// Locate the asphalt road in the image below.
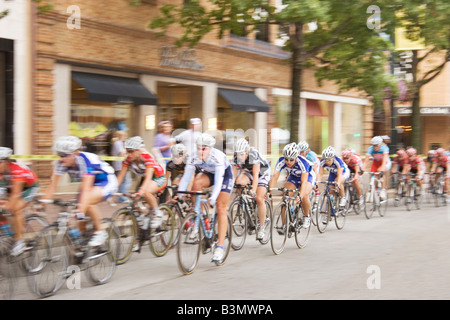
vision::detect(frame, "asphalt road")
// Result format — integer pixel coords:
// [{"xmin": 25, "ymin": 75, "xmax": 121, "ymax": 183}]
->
[{"xmin": 11, "ymin": 194, "xmax": 450, "ymax": 301}]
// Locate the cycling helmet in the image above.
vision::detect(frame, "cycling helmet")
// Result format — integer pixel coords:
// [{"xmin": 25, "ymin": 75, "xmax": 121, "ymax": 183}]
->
[
  {"xmin": 396, "ymin": 149, "xmax": 406, "ymax": 157},
  {"xmin": 0, "ymin": 147, "xmax": 12, "ymax": 160},
  {"xmin": 234, "ymin": 138, "xmax": 250, "ymax": 153},
  {"xmin": 171, "ymin": 143, "xmax": 187, "ymax": 157},
  {"xmin": 406, "ymin": 147, "xmax": 417, "ymax": 156},
  {"xmin": 125, "ymin": 136, "xmax": 144, "ymax": 150},
  {"xmin": 297, "ymin": 141, "xmax": 309, "ymax": 152},
  {"xmin": 341, "ymin": 148, "xmax": 353, "ymax": 159},
  {"xmin": 196, "ymin": 133, "xmax": 216, "ymax": 147},
  {"xmin": 371, "ymin": 136, "xmax": 383, "ymax": 146},
  {"xmin": 322, "ymin": 146, "xmax": 336, "ymax": 159},
  {"xmin": 282, "ymin": 143, "xmax": 300, "ymax": 160},
  {"xmin": 54, "ymin": 136, "xmax": 82, "ymax": 154},
  {"xmin": 436, "ymin": 148, "xmax": 445, "ymax": 156}
]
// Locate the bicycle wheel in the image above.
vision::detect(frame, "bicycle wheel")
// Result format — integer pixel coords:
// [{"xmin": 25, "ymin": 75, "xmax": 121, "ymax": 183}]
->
[
  {"xmin": 344, "ymin": 186, "xmax": 352, "ymax": 214},
  {"xmin": 170, "ymin": 204, "xmax": 183, "ymax": 247},
  {"xmin": 295, "ymin": 209, "xmax": 311, "ymax": 249},
  {"xmin": 229, "ymin": 199, "xmax": 247, "ymax": 251},
  {"xmin": 28, "ymin": 225, "xmax": 70, "ymax": 298},
  {"xmin": 86, "ymin": 219, "xmax": 119, "ymax": 285},
  {"xmin": 310, "ymin": 192, "xmax": 318, "ymax": 226},
  {"xmin": 365, "ymin": 188, "xmax": 375, "ymax": 219},
  {"xmin": 212, "ymin": 212, "xmax": 232, "ymax": 266},
  {"xmin": 111, "ymin": 208, "xmax": 137, "ymax": 265},
  {"xmin": 270, "ymin": 202, "xmax": 287, "ymax": 255},
  {"xmin": 316, "ymin": 194, "xmax": 329, "ymax": 233},
  {"xmin": 177, "ymin": 212, "xmax": 201, "ymax": 275},
  {"xmin": 334, "ymin": 206, "xmax": 346, "ymax": 230},
  {"xmin": 0, "ymin": 237, "xmax": 16, "ymax": 300},
  {"xmin": 22, "ymin": 214, "xmax": 48, "ymax": 272},
  {"xmin": 149, "ymin": 204, "xmax": 175, "ymax": 257},
  {"xmin": 258, "ymin": 200, "xmax": 272, "ymax": 245}
]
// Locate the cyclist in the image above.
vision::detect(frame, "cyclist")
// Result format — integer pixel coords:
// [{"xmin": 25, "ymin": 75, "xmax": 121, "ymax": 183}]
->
[
  {"xmin": 363, "ymin": 136, "xmax": 390, "ymax": 200},
  {"xmin": 426, "ymin": 149, "xmax": 436, "ymax": 172},
  {"xmin": 404, "ymin": 147, "xmax": 426, "ymax": 197},
  {"xmin": 0, "ymin": 147, "xmax": 40, "ymax": 256},
  {"xmin": 177, "ymin": 133, "xmax": 234, "ymax": 263},
  {"xmin": 116, "ymin": 136, "xmax": 166, "ymax": 230},
  {"xmin": 391, "ymin": 148, "xmax": 409, "ymax": 201},
  {"xmin": 43, "ymin": 136, "xmax": 118, "ymax": 247},
  {"xmin": 341, "ymin": 148, "xmax": 364, "ymax": 205},
  {"xmin": 430, "ymin": 148, "xmax": 450, "ymax": 196},
  {"xmin": 269, "ymin": 143, "xmax": 315, "ymax": 228},
  {"xmin": 231, "ymin": 138, "xmax": 271, "ymax": 240},
  {"xmin": 298, "ymin": 141, "xmax": 320, "ymax": 176},
  {"xmin": 317, "ymin": 146, "xmax": 350, "ymax": 208}
]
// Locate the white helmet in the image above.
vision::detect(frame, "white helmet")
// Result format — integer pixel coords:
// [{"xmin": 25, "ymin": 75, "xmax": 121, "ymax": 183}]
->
[
  {"xmin": 54, "ymin": 136, "xmax": 82, "ymax": 154},
  {"xmin": 371, "ymin": 136, "xmax": 383, "ymax": 145},
  {"xmin": 283, "ymin": 143, "xmax": 300, "ymax": 160},
  {"xmin": 0, "ymin": 147, "xmax": 13, "ymax": 160},
  {"xmin": 196, "ymin": 133, "xmax": 216, "ymax": 147},
  {"xmin": 234, "ymin": 138, "xmax": 250, "ymax": 153},
  {"xmin": 171, "ymin": 143, "xmax": 187, "ymax": 157},
  {"xmin": 322, "ymin": 146, "xmax": 336, "ymax": 159},
  {"xmin": 125, "ymin": 136, "xmax": 144, "ymax": 150},
  {"xmin": 297, "ymin": 141, "xmax": 309, "ymax": 152}
]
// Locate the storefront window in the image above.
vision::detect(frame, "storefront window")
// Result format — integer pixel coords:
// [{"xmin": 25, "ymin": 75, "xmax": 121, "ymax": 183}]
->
[
  {"xmin": 70, "ymin": 103, "xmax": 132, "ymax": 155},
  {"xmin": 341, "ymin": 103, "xmax": 363, "ymax": 153},
  {"xmin": 272, "ymin": 95, "xmax": 291, "ymax": 151}
]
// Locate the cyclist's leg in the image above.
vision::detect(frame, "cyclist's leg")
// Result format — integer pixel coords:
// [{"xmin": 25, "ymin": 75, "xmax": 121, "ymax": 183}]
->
[{"xmin": 215, "ymin": 167, "xmax": 234, "ymax": 248}]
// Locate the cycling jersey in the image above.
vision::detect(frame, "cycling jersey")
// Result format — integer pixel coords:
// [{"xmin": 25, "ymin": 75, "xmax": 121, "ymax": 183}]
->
[
  {"xmin": 0, "ymin": 162, "xmax": 38, "ymax": 188},
  {"xmin": 393, "ymin": 155, "xmax": 408, "ymax": 171},
  {"xmin": 166, "ymin": 160, "xmax": 186, "ymax": 182},
  {"xmin": 275, "ymin": 155, "xmax": 316, "ymax": 188},
  {"xmin": 122, "ymin": 151, "xmax": 164, "ymax": 178},
  {"xmin": 178, "ymin": 148, "xmax": 234, "ymax": 204},
  {"xmin": 366, "ymin": 144, "xmax": 390, "ymax": 171},
  {"xmin": 232, "ymin": 148, "xmax": 271, "ymax": 176},
  {"xmin": 320, "ymin": 156, "xmax": 350, "ymax": 181},
  {"xmin": 407, "ymin": 156, "xmax": 425, "ymax": 170},
  {"xmin": 306, "ymin": 150, "xmax": 320, "ymax": 174},
  {"xmin": 433, "ymin": 154, "xmax": 450, "ymax": 168},
  {"xmin": 344, "ymin": 154, "xmax": 363, "ymax": 173},
  {"xmin": 54, "ymin": 152, "xmax": 115, "ymax": 186}
]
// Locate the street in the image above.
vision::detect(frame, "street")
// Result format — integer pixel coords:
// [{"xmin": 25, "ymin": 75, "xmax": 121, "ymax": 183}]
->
[{"xmin": 11, "ymin": 195, "xmax": 450, "ymax": 301}]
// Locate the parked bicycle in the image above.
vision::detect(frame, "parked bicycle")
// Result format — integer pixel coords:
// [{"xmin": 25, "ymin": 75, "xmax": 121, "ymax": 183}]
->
[
  {"xmin": 229, "ymin": 184, "xmax": 272, "ymax": 250},
  {"xmin": 111, "ymin": 192, "xmax": 175, "ymax": 265},
  {"xmin": 269, "ymin": 188, "xmax": 311, "ymax": 255},
  {"xmin": 364, "ymin": 172, "xmax": 388, "ymax": 219},
  {"xmin": 176, "ymin": 190, "xmax": 232, "ymax": 275},
  {"xmin": 316, "ymin": 181, "xmax": 346, "ymax": 233},
  {"xmin": 27, "ymin": 199, "xmax": 120, "ymax": 298}
]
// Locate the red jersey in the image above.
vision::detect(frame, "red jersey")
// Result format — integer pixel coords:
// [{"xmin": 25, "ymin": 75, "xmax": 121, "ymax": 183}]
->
[
  {"xmin": 0, "ymin": 162, "xmax": 38, "ymax": 188},
  {"xmin": 393, "ymin": 156, "xmax": 408, "ymax": 167},
  {"xmin": 407, "ymin": 155, "xmax": 425, "ymax": 170},
  {"xmin": 433, "ymin": 154, "xmax": 449, "ymax": 168},
  {"xmin": 122, "ymin": 151, "xmax": 164, "ymax": 177},
  {"xmin": 344, "ymin": 154, "xmax": 363, "ymax": 170}
]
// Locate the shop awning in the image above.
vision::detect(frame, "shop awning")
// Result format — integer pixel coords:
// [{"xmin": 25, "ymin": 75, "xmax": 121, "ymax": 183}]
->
[
  {"xmin": 306, "ymin": 99, "xmax": 324, "ymax": 116},
  {"xmin": 218, "ymin": 88, "xmax": 270, "ymax": 112},
  {"xmin": 72, "ymin": 72, "xmax": 158, "ymax": 105}
]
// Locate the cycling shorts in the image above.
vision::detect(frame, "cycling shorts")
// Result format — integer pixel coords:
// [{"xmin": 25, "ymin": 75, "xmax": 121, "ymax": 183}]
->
[{"xmin": 203, "ymin": 166, "xmax": 234, "ymax": 194}]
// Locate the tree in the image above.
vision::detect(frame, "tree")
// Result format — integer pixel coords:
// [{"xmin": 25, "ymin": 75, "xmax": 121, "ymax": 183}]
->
[
  {"xmin": 392, "ymin": 1, "xmax": 450, "ymax": 153},
  {"xmin": 149, "ymin": 0, "xmax": 397, "ymax": 143}
]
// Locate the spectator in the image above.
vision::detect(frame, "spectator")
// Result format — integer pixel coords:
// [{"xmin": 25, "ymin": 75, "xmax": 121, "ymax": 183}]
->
[
  {"xmin": 172, "ymin": 118, "xmax": 202, "ymax": 156},
  {"xmin": 154, "ymin": 120, "xmax": 175, "ymax": 163}
]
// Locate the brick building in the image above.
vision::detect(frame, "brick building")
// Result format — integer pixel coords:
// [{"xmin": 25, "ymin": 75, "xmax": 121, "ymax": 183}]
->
[{"xmin": 2, "ymin": 0, "xmax": 374, "ymax": 186}]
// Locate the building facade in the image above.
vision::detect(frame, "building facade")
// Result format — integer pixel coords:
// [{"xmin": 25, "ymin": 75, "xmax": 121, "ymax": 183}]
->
[{"xmin": 2, "ymin": 0, "xmax": 374, "ymax": 186}]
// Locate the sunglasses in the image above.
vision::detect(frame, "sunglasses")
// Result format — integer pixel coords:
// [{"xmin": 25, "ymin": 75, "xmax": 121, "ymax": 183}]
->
[
  {"xmin": 285, "ymin": 158, "xmax": 296, "ymax": 162},
  {"xmin": 57, "ymin": 152, "xmax": 71, "ymax": 158},
  {"xmin": 197, "ymin": 146, "xmax": 210, "ymax": 151}
]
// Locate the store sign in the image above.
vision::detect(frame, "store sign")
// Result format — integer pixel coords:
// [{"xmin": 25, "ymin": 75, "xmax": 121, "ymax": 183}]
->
[
  {"xmin": 159, "ymin": 46, "xmax": 204, "ymax": 71},
  {"xmin": 395, "ymin": 106, "xmax": 450, "ymax": 116}
]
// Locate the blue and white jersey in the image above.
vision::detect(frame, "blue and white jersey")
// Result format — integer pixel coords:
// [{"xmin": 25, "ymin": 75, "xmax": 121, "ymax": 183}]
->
[
  {"xmin": 178, "ymin": 148, "xmax": 232, "ymax": 202},
  {"xmin": 232, "ymin": 148, "xmax": 271, "ymax": 177},
  {"xmin": 320, "ymin": 156, "xmax": 349, "ymax": 176},
  {"xmin": 306, "ymin": 150, "xmax": 320, "ymax": 172},
  {"xmin": 275, "ymin": 155, "xmax": 313, "ymax": 178},
  {"xmin": 54, "ymin": 152, "xmax": 114, "ymax": 185}
]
